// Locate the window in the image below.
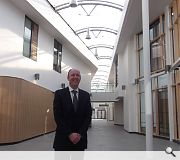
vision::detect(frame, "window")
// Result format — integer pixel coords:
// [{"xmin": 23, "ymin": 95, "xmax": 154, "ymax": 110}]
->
[
  {"xmin": 137, "ymin": 33, "xmax": 144, "ymax": 78},
  {"xmin": 152, "ymin": 75, "xmax": 169, "ymax": 137},
  {"xmin": 150, "ymin": 17, "xmax": 165, "ymax": 73},
  {"xmin": 138, "ymin": 74, "xmax": 169, "ymax": 136},
  {"xmin": 150, "ymin": 39, "xmax": 163, "ymax": 72},
  {"xmin": 23, "ymin": 16, "xmax": 39, "ymax": 61},
  {"xmin": 53, "ymin": 39, "xmax": 62, "ymax": 73},
  {"xmin": 150, "ymin": 20, "xmax": 160, "ymax": 41},
  {"xmin": 138, "ymin": 80, "xmax": 145, "ymax": 133},
  {"xmin": 136, "ymin": 16, "xmax": 167, "ymax": 136},
  {"xmin": 137, "ymin": 16, "xmax": 166, "ymax": 77}
]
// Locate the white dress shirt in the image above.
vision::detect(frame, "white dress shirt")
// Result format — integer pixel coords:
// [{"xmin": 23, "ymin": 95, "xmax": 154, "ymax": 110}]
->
[{"xmin": 68, "ymin": 86, "xmax": 79, "ymax": 102}]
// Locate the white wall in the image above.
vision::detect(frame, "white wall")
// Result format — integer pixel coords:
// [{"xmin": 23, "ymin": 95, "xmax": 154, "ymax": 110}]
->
[
  {"xmin": 0, "ymin": 0, "xmax": 92, "ymax": 92},
  {"xmin": 117, "ymin": 44, "xmax": 129, "ymax": 129},
  {"xmin": 125, "ymin": 37, "xmax": 138, "ymax": 132},
  {"xmin": 114, "ymin": 44, "xmax": 128, "ymax": 99},
  {"xmin": 115, "ymin": 36, "xmax": 138, "ymax": 132}
]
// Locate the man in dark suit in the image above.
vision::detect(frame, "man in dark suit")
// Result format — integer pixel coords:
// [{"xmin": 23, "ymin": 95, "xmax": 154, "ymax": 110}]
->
[{"xmin": 53, "ymin": 68, "xmax": 92, "ymax": 151}]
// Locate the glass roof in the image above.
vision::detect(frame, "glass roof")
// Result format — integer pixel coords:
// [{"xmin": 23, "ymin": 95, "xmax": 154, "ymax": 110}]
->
[{"xmin": 48, "ymin": 0, "xmax": 126, "ymax": 91}]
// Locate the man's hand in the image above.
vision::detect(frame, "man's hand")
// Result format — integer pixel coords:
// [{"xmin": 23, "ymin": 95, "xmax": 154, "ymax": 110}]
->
[{"xmin": 69, "ymin": 133, "xmax": 81, "ymax": 144}]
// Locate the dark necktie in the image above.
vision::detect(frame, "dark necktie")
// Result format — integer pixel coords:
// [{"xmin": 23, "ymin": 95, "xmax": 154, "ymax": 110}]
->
[{"xmin": 72, "ymin": 90, "xmax": 78, "ymax": 112}]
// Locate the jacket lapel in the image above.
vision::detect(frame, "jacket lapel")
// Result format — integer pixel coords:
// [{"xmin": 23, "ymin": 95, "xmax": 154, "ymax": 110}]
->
[{"xmin": 77, "ymin": 89, "xmax": 83, "ymax": 110}]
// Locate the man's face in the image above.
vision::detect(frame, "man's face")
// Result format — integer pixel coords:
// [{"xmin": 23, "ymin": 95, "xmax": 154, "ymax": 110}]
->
[{"xmin": 68, "ymin": 69, "xmax": 81, "ymax": 89}]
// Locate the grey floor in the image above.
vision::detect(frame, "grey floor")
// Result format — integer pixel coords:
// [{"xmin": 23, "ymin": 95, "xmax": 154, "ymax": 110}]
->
[{"xmin": 0, "ymin": 119, "xmax": 179, "ymax": 151}]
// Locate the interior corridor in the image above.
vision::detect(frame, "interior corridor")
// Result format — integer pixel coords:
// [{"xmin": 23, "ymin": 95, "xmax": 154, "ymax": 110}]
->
[{"xmin": 0, "ymin": 120, "xmax": 179, "ymax": 151}]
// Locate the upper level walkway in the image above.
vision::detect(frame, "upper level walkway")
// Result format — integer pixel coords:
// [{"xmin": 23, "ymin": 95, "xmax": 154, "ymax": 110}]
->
[{"xmin": 0, "ymin": 120, "xmax": 179, "ymax": 151}]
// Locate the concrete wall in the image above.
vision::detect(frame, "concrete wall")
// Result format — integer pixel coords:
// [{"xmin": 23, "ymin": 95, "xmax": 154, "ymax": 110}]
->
[
  {"xmin": 114, "ymin": 100, "xmax": 124, "ymax": 125},
  {"xmin": 91, "ymin": 92, "xmax": 116, "ymax": 102},
  {"xmin": 107, "ymin": 103, "xmax": 114, "ymax": 121}
]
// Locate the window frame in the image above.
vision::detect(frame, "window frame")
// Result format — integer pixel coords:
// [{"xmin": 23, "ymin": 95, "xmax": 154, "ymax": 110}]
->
[
  {"xmin": 23, "ymin": 16, "xmax": 39, "ymax": 61},
  {"xmin": 53, "ymin": 39, "xmax": 62, "ymax": 73}
]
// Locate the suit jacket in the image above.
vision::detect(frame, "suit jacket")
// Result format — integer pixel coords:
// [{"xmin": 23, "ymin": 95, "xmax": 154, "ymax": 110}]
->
[{"xmin": 53, "ymin": 87, "xmax": 92, "ymax": 149}]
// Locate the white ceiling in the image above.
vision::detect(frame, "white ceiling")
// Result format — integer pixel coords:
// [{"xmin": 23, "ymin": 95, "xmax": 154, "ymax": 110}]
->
[
  {"xmin": 47, "ymin": 0, "xmax": 126, "ymax": 90},
  {"xmin": 10, "ymin": 0, "xmax": 172, "ymax": 90}
]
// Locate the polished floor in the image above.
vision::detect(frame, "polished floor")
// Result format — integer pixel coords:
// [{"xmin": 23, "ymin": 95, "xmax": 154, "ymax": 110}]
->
[{"xmin": 0, "ymin": 119, "xmax": 180, "ymax": 151}]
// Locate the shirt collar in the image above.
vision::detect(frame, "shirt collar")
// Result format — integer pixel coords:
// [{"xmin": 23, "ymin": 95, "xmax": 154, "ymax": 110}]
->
[{"xmin": 68, "ymin": 86, "xmax": 79, "ymax": 93}]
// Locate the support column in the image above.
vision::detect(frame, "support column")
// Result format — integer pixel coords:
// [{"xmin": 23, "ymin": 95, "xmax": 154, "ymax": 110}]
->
[
  {"xmin": 142, "ymin": 0, "xmax": 153, "ymax": 150},
  {"xmin": 165, "ymin": 6, "xmax": 174, "ymax": 141}
]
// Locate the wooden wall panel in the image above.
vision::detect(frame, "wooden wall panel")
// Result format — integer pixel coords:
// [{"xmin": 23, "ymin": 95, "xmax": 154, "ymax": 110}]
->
[{"xmin": 0, "ymin": 76, "xmax": 56, "ymax": 144}]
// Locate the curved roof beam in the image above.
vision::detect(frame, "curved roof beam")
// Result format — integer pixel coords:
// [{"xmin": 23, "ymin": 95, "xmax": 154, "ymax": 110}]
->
[
  {"xmin": 91, "ymin": 77, "xmax": 107, "ymax": 81},
  {"xmin": 96, "ymin": 70, "xmax": 109, "ymax": 73},
  {"xmin": 91, "ymin": 82, "xmax": 107, "ymax": 85},
  {"xmin": 91, "ymin": 81, "xmax": 109, "ymax": 84},
  {"xmin": 98, "ymin": 56, "xmax": 112, "ymax": 60},
  {"xmin": 55, "ymin": 0, "xmax": 123, "ymax": 11},
  {"xmin": 98, "ymin": 64, "xmax": 110, "ymax": 67},
  {"xmin": 76, "ymin": 27, "xmax": 118, "ymax": 35},
  {"xmin": 89, "ymin": 44, "xmax": 114, "ymax": 49},
  {"xmin": 93, "ymin": 75, "xmax": 108, "ymax": 77}
]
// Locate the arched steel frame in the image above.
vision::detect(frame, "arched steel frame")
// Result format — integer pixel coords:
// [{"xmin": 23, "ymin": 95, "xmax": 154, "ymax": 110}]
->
[
  {"xmin": 76, "ymin": 27, "xmax": 117, "ymax": 35},
  {"xmin": 89, "ymin": 44, "xmax": 114, "ymax": 50},
  {"xmin": 55, "ymin": 0, "xmax": 123, "ymax": 11}
]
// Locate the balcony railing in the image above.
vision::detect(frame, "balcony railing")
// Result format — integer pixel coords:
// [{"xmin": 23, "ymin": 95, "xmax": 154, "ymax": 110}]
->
[{"xmin": 91, "ymin": 83, "xmax": 116, "ymax": 92}]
